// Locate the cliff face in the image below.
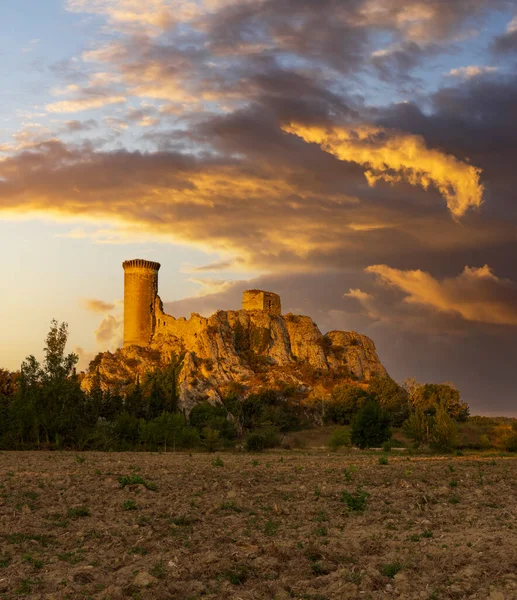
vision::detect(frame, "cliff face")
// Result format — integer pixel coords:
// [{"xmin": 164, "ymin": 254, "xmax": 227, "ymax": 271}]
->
[{"xmin": 83, "ymin": 309, "xmax": 387, "ymax": 413}]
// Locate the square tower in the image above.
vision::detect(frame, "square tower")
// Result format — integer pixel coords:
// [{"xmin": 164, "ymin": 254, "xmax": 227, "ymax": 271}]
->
[{"xmin": 242, "ymin": 290, "xmax": 282, "ymax": 315}]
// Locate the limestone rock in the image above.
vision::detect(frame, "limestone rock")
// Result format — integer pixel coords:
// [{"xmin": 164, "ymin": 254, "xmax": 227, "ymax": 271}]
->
[{"xmin": 82, "ymin": 307, "xmax": 388, "ymax": 414}]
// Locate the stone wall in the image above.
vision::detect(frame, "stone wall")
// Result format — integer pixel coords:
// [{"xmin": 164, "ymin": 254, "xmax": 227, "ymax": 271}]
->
[{"xmin": 242, "ymin": 289, "xmax": 282, "ymax": 315}]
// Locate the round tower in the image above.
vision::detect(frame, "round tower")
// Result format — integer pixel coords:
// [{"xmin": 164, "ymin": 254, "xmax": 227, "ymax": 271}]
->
[{"xmin": 122, "ymin": 259, "xmax": 161, "ymax": 347}]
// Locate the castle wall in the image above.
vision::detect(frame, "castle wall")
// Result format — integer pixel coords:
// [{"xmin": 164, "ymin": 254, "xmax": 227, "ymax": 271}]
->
[
  {"xmin": 242, "ymin": 290, "xmax": 282, "ymax": 315},
  {"xmin": 123, "ymin": 259, "xmax": 161, "ymax": 347}
]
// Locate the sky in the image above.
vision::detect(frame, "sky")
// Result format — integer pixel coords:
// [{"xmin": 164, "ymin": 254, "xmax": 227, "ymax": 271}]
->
[{"xmin": 1, "ymin": 0, "xmax": 517, "ymax": 415}]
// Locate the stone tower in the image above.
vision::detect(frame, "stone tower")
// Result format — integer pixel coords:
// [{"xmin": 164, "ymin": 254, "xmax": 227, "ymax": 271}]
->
[
  {"xmin": 242, "ymin": 290, "xmax": 282, "ymax": 315},
  {"xmin": 123, "ymin": 259, "xmax": 161, "ymax": 347}
]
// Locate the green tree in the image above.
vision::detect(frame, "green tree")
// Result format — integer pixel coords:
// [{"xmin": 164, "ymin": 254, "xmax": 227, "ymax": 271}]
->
[
  {"xmin": 430, "ymin": 403, "xmax": 458, "ymax": 452},
  {"xmin": 351, "ymin": 400, "xmax": 391, "ymax": 449},
  {"xmin": 326, "ymin": 384, "xmax": 371, "ymax": 425},
  {"xmin": 405, "ymin": 379, "xmax": 469, "ymax": 421},
  {"xmin": 152, "ymin": 412, "xmax": 186, "ymax": 452},
  {"xmin": 9, "ymin": 320, "xmax": 86, "ymax": 447},
  {"xmin": 403, "ymin": 408, "xmax": 429, "ymax": 446},
  {"xmin": 369, "ymin": 376, "xmax": 409, "ymax": 427}
]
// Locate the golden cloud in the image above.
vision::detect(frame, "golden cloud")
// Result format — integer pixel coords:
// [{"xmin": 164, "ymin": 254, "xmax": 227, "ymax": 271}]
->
[
  {"xmin": 366, "ymin": 264, "xmax": 517, "ymax": 325},
  {"xmin": 46, "ymin": 96, "xmax": 126, "ymax": 114},
  {"xmin": 283, "ymin": 123, "xmax": 484, "ymax": 218},
  {"xmin": 81, "ymin": 298, "xmax": 117, "ymax": 313}
]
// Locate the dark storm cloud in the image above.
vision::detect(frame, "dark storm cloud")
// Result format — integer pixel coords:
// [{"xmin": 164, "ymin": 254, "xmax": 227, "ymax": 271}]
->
[{"xmin": 5, "ymin": 0, "xmax": 517, "ymax": 412}]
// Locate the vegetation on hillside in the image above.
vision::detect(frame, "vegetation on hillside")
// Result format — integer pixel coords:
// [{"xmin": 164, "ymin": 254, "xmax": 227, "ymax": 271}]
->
[{"xmin": 0, "ymin": 320, "xmax": 513, "ymax": 453}]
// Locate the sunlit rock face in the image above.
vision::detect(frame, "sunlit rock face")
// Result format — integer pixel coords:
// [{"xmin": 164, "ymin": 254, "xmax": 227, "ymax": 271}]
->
[
  {"xmin": 83, "ymin": 307, "xmax": 387, "ymax": 414},
  {"xmin": 81, "ymin": 260, "xmax": 388, "ymax": 413}
]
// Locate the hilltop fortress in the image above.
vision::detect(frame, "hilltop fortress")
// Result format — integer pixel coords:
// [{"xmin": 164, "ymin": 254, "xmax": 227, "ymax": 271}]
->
[
  {"xmin": 122, "ymin": 259, "xmax": 282, "ymax": 348},
  {"xmin": 84, "ymin": 259, "xmax": 387, "ymax": 411}
]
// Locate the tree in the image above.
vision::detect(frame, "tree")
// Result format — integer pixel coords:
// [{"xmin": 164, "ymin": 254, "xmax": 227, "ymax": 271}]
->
[
  {"xmin": 152, "ymin": 412, "xmax": 185, "ymax": 452},
  {"xmin": 351, "ymin": 400, "xmax": 391, "ymax": 449},
  {"xmin": 9, "ymin": 320, "xmax": 86, "ymax": 447},
  {"xmin": 430, "ymin": 403, "xmax": 458, "ymax": 452},
  {"xmin": 369, "ymin": 376, "xmax": 409, "ymax": 427},
  {"xmin": 404, "ymin": 379, "xmax": 469, "ymax": 421},
  {"xmin": 326, "ymin": 384, "xmax": 372, "ymax": 425},
  {"xmin": 403, "ymin": 408, "xmax": 429, "ymax": 446}
]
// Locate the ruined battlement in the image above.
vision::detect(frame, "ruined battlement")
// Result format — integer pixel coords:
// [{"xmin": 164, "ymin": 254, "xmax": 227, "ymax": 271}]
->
[
  {"xmin": 242, "ymin": 289, "xmax": 282, "ymax": 315},
  {"xmin": 123, "ymin": 260, "xmax": 284, "ymax": 348}
]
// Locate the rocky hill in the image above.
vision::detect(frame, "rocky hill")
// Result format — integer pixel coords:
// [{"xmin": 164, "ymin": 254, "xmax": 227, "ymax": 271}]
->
[{"xmin": 82, "ymin": 309, "xmax": 387, "ymax": 413}]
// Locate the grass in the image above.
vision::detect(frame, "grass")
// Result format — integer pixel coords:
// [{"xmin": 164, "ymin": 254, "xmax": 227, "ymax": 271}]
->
[
  {"xmin": 341, "ymin": 488, "xmax": 370, "ymax": 512},
  {"xmin": 123, "ymin": 499, "xmax": 138, "ymax": 511},
  {"xmin": 380, "ymin": 561, "xmax": 403, "ymax": 578},
  {"xmin": 67, "ymin": 506, "xmax": 90, "ymax": 518},
  {"xmin": 118, "ymin": 474, "xmax": 157, "ymax": 491}
]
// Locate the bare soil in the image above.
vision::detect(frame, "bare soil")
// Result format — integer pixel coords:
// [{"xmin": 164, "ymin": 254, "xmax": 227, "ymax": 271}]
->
[{"xmin": 0, "ymin": 451, "xmax": 516, "ymax": 599}]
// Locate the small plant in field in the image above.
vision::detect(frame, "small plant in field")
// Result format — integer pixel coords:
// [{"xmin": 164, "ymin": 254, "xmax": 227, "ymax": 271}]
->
[
  {"xmin": 449, "ymin": 480, "xmax": 458, "ymax": 488},
  {"xmin": 314, "ymin": 486, "xmax": 321, "ymax": 498},
  {"xmin": 220, "ymin": 501, "xmax": 242, "ymax": 512},
  {"xmin": 222, "ymin": 564, "xmax": 248, "ymax": 585},
  {"xmin": 22, "ymin": 554, "xmax": 43, "ymax": 569},
  {"xmin": 380, "ymin": 561, "xmax": 403, "ymax": 578},
  {"xmin": 150, "ymin": 561, "xmax": 166, "ymax": 579},
  {"xmin": 123, "ymin": 499, "xmax": 138, "ymax": 511},
  {"xmin": 449, "ymin": 496, "xmax": 460, "ymax": 504},
  {"xmin": 67, "ymin": 506, "xmax": 90, "ymax": 518},
  {"xmin": 343, "ymin": 466, "xmax": 358, "ymax": 481},
  {"xmin": 448, "ymin": 464, "xmax": 455, "ymax": 473},
  {"xmin": 341, "ymin": 488, "xmax": 370, "ymax": 512},
  {"xmin": 314, "ymin": 511, "xmax": 329, "ymax": 522},
  {"xmin": 264, "ymin": 519, "xmax": 280, "ymax": 536},
  {"xmin": 422, "ymin": 530, "xmax": 433, "ymax": 538},
  {"xmin": 378, "ymin": 455, "xmax": 388, "ymax": 465},
  {"xmin": 408, "ymin": 533, "xmax": 421, "ymax": 542},
  {"xmin": 118, "ymin": 475, "xmax": 157, "ymax": 491},
  {"xmin": 212, "ymin": 456, "xmax": 224, "ymax": 467},
  {"xmin": 315, "ymin": 527, "xmax": 328, "ymax": 537},
  {"xmin": 311, "ymin": 562, "xmax": 331, "ymax": 576},
  {"xmin": 0, "ymin": 554, "xmax": 11, "ymax": 568},
  {"xmin": 129, "ymin": 546, "xmax": 148, "ymax": 555},
  {"xmin": 75, "ymin": 455, "xmax": 85, "ymax": 464},
  {"xmin": 251, "ymin": 459, "xmax": 260, "ymax": 467}
]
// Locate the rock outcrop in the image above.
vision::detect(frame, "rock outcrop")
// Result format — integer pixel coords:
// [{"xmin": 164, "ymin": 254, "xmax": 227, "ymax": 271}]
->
[{"xmin": 83, "ymin": 308, "xmax": 387, "ymax": 414}]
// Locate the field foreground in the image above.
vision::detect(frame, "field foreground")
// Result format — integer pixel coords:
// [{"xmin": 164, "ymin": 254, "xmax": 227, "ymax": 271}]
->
[{"xmin": 0, "ymin": 452, "xmax": 516, "ymax": 599}]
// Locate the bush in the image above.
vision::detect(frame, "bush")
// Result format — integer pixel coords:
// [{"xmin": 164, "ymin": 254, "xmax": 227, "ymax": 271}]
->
[
  {"xmin": 403, "ymin": 408, "xmax": 428, "ymax": 446},
  {"xmin": 341, "ymin": 487, "xmax": 370, "ymax": 512},
  {"xmin": 328, "ymin": 428, "xmax": 351, "ymax": 452},
  {"xmin": 245, "ymin": 432, "xmax": 265, "ymax": 452},
  {"xmin": 351, "ymin": 400, "xmax": 391, "ymax": 449}
]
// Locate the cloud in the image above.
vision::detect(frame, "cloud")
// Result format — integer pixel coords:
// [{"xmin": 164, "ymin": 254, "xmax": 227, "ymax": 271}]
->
[
  {"xmin": 187, "ymin": 259, "xmax": 237, "ymax": 272},
  {"xmin": 95, "ymin": 314, "xmax": 123, "ymax": 346},
  {"xmin": 447, "ymin": 65, "xmax": 499, "ymax": 79},
  {"xmin": 46, "ymin": 95, "xmax": 126, "ymax": 113},
  {"xmin": 189, "ymin": 277, "xmax": 235, "ymax": 296},
  {"xmin": 283, "ymin": 123, "xmax": 484, "ymax": 217},
  {"xmin": 81, "ymin": 298, "xmax": 116, "ymax": 313},
  {"xmin": 493, "ymin": 14, "xmax": 517, "ymax": 53},
  {"xmin": 366, "ymin": 264, "xmax": 517, "ymax": 325}
]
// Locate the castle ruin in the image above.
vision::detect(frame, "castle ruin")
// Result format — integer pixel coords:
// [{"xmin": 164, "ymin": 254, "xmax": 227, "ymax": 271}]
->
[{"xmin": 123, "ymin": 258, "xmax": 282, "ymax": 348}]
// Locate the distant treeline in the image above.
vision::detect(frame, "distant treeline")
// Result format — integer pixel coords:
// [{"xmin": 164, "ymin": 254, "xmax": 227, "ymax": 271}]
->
[{"xmin": 1, "ymin": 320, "xmax": 512, "ymax": 453}]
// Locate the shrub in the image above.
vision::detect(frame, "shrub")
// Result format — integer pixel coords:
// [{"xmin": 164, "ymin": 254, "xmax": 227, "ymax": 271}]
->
[
  {"xmin": 245, "ymin": 432, "xmax": 265, "ymax": 452},
  {"xmin": 201, "ymin": 427, "xmax": 220, "ymax": 452},
  {"xmin": 328, "ymin": 427, "xmax": 351, "ymax": 452},
  {"xmin": 341, "ymin": 487, "xmax": 370, "ymax": 512},
  {"xmin": 351, "ymin": 400, "xmax": 391, "ymax": 449}
]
